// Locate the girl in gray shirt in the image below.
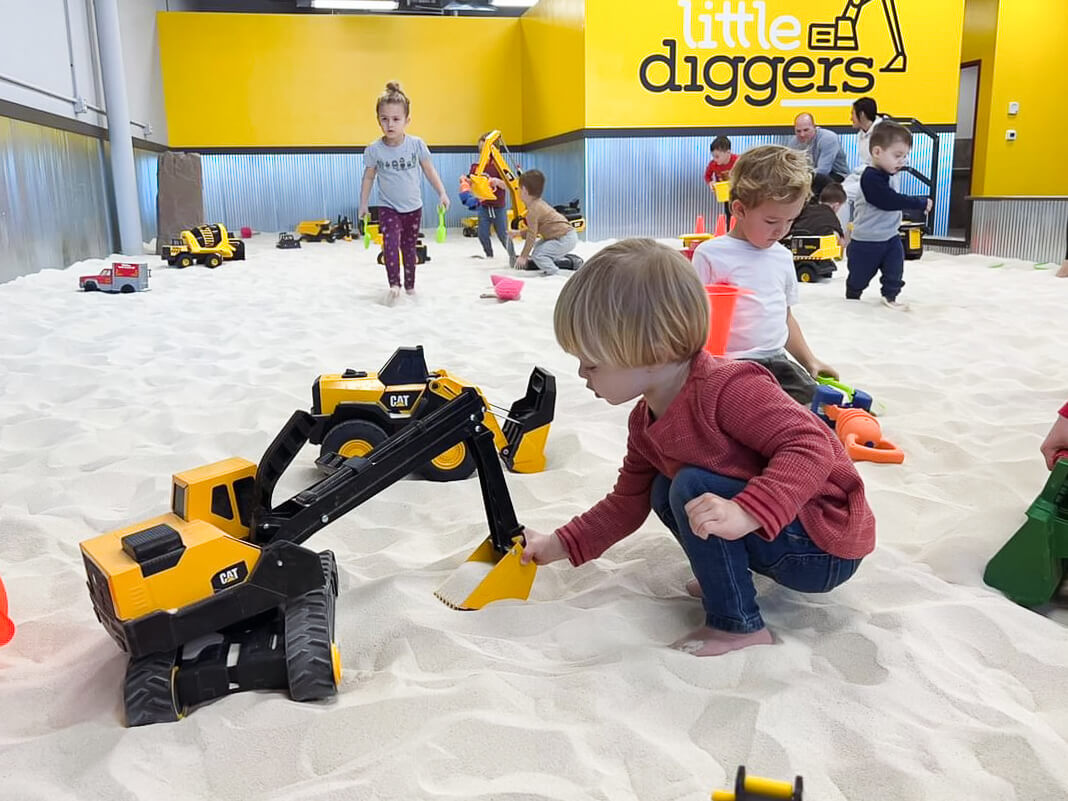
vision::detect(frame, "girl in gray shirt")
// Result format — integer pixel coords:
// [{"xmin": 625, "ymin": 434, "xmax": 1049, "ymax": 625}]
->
[{"xmin": 359, "ymin": 81, "xmax": 449, "ymax": 304}]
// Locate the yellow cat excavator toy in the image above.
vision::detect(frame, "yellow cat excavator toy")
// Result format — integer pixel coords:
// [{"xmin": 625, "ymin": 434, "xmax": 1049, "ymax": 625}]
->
[
  {"xmin": 80, "ymin": 386, "xmax": 537, "ymax": 726},
  {"xmin": 467, "ymin": 130, "xmax": 586, "ymax": 235}
]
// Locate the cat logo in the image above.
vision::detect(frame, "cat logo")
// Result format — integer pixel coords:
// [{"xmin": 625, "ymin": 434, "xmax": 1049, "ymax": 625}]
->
[
  {"xmin": 382, "ymin": 389, "xmax": 419, "ymax": 411},
  {"xmin": 210, "ymin": 561, "xmax": 249, "ymax": 593}
]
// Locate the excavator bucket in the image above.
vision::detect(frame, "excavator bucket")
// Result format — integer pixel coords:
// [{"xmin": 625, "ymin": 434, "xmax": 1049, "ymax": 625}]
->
[
  {"xmin": 434, "ymin": 536, "xmax": 536, "ymax": 610},
  {"xmin": 467, "ymin": 173, "xmax": 497, "ymax": 201},
  {"xmin": 500, "ymin": 367, "xmax": 556, "ymax": 474}
]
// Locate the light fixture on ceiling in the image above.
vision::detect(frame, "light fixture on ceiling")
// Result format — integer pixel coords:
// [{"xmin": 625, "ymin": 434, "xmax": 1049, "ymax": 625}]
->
[
  {"xmin": 443, "ymin": 1, "xmax": 496, "ymax": 10},
  {"xmin": 310, "ymin": 0, "xmax": 400, "ymax": 10},
  {"xmin": 491, "ymin": 0, "xmax": 539, "ymax": 7}
]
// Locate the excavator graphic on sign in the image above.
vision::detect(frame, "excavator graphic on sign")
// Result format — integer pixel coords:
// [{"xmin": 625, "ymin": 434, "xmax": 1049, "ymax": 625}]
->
[{"xmin": 808, "ymin": 0, "xmax": 907, "ymax": 73}]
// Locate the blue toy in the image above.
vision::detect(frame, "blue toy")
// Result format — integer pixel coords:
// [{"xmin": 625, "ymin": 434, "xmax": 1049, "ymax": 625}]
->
[
  {"xmin": 810, "ymin": 377, "xmax": 873, "ymax": 428},
  {"xmin": 459, "ymin": 175, "xmax": 480, "ymax": 210}
]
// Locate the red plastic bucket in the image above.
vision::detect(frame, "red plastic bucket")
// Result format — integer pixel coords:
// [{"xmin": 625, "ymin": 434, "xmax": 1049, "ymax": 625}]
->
[
  {"xmin": 704, "ymin": 284, "xmax": 752, "ymax": 356},
  {"xmin": 0, "ymin": 575, "xmax": 14, "ymax": 646}
]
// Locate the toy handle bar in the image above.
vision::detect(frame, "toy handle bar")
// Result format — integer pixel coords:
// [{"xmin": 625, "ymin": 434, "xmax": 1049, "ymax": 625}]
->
[{"xmin": 250, "ymin": 388, "xmax": 524, "ymax": 555}]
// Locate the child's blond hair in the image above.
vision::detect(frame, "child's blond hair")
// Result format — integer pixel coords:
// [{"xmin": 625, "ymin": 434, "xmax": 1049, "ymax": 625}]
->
[
  {"xmin": 554, "ymin": 239, "xmax": 709, "ymax": 368},
  {"xmin": 730, "ymin": 145, "xmax": 812, "ymax": 209}
]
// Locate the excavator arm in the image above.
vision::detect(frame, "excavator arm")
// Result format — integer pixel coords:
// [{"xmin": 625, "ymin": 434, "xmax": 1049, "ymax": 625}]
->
[
  {"xmin": 251, "ymin": 387, "xmax": 523, "ymax": 555},
  {"xmin": 468, "ymin": 130, "xmax": 527, "ymax": 231}
]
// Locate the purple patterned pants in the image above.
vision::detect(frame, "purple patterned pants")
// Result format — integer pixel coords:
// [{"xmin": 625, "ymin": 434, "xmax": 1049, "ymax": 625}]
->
[{"xmin": 379, "ymin": 206, "xmax": 422, "ymax": 290}]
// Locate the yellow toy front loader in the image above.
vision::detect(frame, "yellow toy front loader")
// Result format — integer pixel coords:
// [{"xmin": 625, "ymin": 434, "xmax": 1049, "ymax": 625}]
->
[{"xmin": 310, "ymin": 346, "xmax": 555, "ymax": 481}]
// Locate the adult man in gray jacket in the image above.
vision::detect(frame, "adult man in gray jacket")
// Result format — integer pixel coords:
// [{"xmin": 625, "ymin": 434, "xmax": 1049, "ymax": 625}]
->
[{"xmin": 788, "ymin": 113, "xmax": 849, "ymax": 195}]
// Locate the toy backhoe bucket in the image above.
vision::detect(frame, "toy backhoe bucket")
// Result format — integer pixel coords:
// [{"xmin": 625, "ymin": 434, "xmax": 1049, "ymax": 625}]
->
[
  {"xmin": 984, "ymin": 452, "xmax": 1068, "ymax": 607},
  {"xmin": 499, "ymin": 367, "xmax": 556, "ymax": 474},
  {"xmin": 434, "ymin": 419, "xmax": 538, "ymax": 610},
  {"xmin": 468, "ymin": 173, "xmax": 497, "ymax": 202},
  {"xmin": 434, "ymin": 535, "xmax": 536, "ymax": 611}
]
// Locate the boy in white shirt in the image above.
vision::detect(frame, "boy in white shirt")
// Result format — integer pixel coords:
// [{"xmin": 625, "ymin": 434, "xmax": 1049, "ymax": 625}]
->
[{"xmin": 691, "ymin": 145, "xmax": 837, "ymax": 404}]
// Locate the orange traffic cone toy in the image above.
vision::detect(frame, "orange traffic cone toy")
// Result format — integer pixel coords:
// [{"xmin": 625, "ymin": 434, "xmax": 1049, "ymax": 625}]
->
[
  {"xmin": 714, "ymin": 214, "xmax": 727, "ymax": 237},
  {"xmin": 0, "ymin": 575, "xmax": 14, "ymax": 646},
  {"xmin": 694, "ymin": 214, "xmax": 705, "ymax": 234}
]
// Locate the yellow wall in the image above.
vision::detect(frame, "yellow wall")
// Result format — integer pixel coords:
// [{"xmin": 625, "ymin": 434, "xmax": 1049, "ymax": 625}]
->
[
  {"xmin": 960, "ymin": 0, "xmax": 998, "ymax": 195},
  {"xmin": 158, "ymin": 12, "xmax": 522, "ymax": 148},
  {"xmin": 584, "ymin": 0, "xmax": 965, "ymax": 128},
  {"xmin": 519, "ymin": 0, "xmax": 585, "ymax": 143},
  {"xmin": 974, "ymin": 0, "xmax": 1068, "ymax": 195}
]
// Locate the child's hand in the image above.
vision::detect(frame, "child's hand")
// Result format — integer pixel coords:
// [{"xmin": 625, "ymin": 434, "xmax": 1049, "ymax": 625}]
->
[
  {"xmin": 684, "ymin": 494, "xmax": 760, "ymax": 541},
  {"xmin": 808, "ymin": 360, "xmax": 839, "ymax": 380},
  {"xmin": 359, "ymin": 205, "xmax": 369, "ymax": 220},
  {"xmin": 1040, "ymin": 414, "xmax": 1068, "ymax": 470},
  {"xmin": 439, "ymin": 193, "xmax": 451, "ymax": 211},
  {"xmin": 518, "ymin": 528, "xmax": 569, "ymax": 565},
  {"xmin": 515, "ymin": 255, "xmax": 529, "ymax": 269},
  {"xmin": 925, "ymin": 198, "xmax": 933, "ymax": 213}
]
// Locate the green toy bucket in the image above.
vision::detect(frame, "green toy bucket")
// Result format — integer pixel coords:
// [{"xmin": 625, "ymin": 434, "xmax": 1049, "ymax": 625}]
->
[
  {"xmin": 704, "ymin": 284, "xmax": 751, "ymax": 356},
  {"xmin": 0, "ymin": 575, "xmax": 14, "ymax": 646}
]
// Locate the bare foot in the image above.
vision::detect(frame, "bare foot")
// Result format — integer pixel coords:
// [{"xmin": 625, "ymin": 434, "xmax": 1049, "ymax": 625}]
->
[
  {"xmin": 1057, "ymin": 260, "xmax": 1068, "ymax": 278},
  {"xmin": 685, "ymin": 578, "xmax": 702, "ymax": 598},
  {"xmin": 405, "ymin": 288, "xmax": 416, "ymax": 295},
  {"xmin": 671, "ymin": 625, "xmax": 773, "ymax": 657},
  {"xmin": 383, "ymin": 286, "xmax": 401, "ymax": 306}
]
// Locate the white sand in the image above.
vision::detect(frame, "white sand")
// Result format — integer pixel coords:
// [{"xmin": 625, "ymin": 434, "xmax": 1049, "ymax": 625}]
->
[{"xmin": 1, "ymin": 235, "xmax": 1067, "ymax": 800}]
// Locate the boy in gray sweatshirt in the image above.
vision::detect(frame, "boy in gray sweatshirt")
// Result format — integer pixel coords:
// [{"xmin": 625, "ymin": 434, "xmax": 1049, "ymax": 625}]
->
[{"xmin": 846, "ymin": 121, "xmax": 932, "ymax": 310}]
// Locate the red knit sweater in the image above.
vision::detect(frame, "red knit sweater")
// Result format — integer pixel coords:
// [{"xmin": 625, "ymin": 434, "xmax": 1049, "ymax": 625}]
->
[{"xmin": 555, "ymin": 353, "xmax": 877, "ymax": 563}]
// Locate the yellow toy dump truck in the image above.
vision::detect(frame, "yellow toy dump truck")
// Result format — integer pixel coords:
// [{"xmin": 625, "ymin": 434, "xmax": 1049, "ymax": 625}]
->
[
  {"xmin": 785, "ymin": 233, "xmax": 840, "ymax": 283},
  {"xmin": 80, "ymin": 385, "xmax": 537, "ymax": 726},
  {"xmin": 162, "ymin": 224, "xmax": 245, "ymax": 268},
  {"xmin": 310, "ymin": 346, "xmax": 555, "ymax": 482}
]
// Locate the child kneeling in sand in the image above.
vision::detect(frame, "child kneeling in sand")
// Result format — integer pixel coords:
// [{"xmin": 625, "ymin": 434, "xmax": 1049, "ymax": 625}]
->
[
  {"xmin": 514, "ymin": 170, "xmax": 577, "ymax": 275},
  {"xmin": 520, "ymin": 239, "xmax": 875, "ymax": 656}
]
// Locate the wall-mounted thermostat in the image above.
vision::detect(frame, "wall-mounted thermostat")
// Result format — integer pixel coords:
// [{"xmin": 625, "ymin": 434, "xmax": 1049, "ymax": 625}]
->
[{"xmin": 1008, "ymin": 101, "xmax": 1020, "ymax": 115}]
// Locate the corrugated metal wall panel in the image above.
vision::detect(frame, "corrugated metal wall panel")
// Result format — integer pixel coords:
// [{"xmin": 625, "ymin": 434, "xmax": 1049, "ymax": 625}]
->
[
  {"xmin": 519, "ymin": 139, "xmax": 585, "ymax": 214},
  {"xmin": 972, "ymin": 198, "xmax": 1068, "ymax": 264},
  {"xmin": 201, "ymin": 151, "xmax": 488, "ymax": 233},
  {"xmin": 584, "ymin": 134, "xmax": 786, "ymax": 241},
  {"xmin": 196, "ymin": 130, "xmax": 955, "ymax": 242},
  {"xmin": 0, "ymin": 117, "xmax": 114, "ymax": 284},
  {"xmin": 583, "ymin": 132, "xmax": 954, "ymax": 241},
  {"xmin": 134, "ymin": 148, "xmax": 159, "ymax": 244}
]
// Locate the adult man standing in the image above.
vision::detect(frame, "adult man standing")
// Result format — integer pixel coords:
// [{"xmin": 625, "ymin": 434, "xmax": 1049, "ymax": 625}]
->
[{"xmin": 789, "ymin": 112, "xmax": 848, "ymax": 195}]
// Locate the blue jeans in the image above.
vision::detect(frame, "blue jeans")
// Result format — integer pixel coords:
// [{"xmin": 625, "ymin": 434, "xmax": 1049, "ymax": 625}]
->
[
  {"xmin": 478, "ymin": 204, "xmax": 509, "ymax": 257},
  {"xmin": 650, "ymin": 467, "xmax": 862, "ymax": 633}
]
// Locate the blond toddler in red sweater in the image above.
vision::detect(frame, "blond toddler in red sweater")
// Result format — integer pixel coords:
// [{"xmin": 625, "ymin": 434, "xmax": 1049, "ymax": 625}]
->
[{"xmin": 521, "ymin": 239, "xmax": 876, "ymax": 656}]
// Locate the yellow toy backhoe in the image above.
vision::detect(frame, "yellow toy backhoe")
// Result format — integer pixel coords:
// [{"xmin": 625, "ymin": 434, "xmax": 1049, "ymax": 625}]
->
[{"xmin": 80, "ymin": 386, "xmax": 537, "ymax": 726}]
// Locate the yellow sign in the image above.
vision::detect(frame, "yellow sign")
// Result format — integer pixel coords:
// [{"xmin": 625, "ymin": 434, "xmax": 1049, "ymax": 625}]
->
[{"xmin": 585, "ymin": 0, "xmax": 965, "ymax": 127}]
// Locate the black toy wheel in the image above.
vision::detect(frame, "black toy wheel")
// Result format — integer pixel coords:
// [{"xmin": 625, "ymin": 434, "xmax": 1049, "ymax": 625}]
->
[
  {"xmin": 419, "ymin": 442, "xmax": 476, "ymax": 482},
  {"xmin": 285, "ymin": 551, "xmax": 340, "ymax": 702},
  {"xmin": 320, "ymin": 419, "xmax": 389, "ymax": 462},
  {"xmin": 83, "ymin": 281, "xmax": 98, "ymax": 291},
  {"xmin": 178, "ymin": 255, "xmax": 193, "ymax": 268},
  {"xmin": 124, "ymin": 650, "xmax": 181, "ymax": 727},
  {"xmin": 376, "ymin": 251, "xmax": 385, "ymax": 265},
  {"xmin": 462, "ymin": 227, "xmax": 477, "ymax": 238},
  {"xmin": 120, "ymin": 284, "xmax": 135, "ymax": 293},
  {"xmin": 205, "ymin": 254, "xmax": 222, "ymax": 269},
  {"xmin": 796, "ymin": 263, "xmax": 818, "ymax": 283}
]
